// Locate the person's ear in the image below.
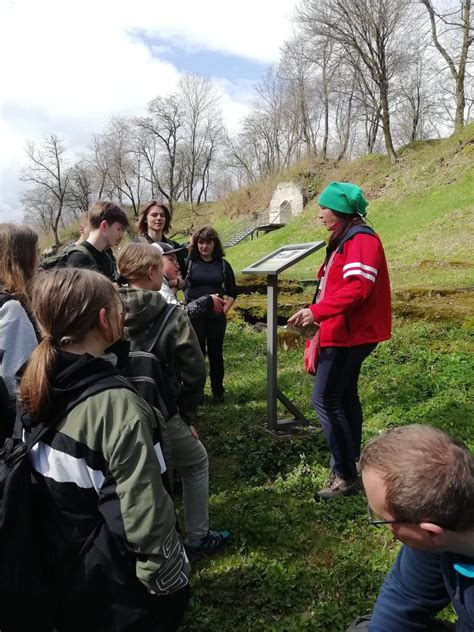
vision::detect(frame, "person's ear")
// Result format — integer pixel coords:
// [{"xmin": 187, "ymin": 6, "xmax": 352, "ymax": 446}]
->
[
  {"xmin": 147, "ymin": 265, "xmax": 155, "ymax": 280},
  {"xmin": 97, "ymin": 307, "xmax": 113, "ymax": 343},
  {"xmin": 419, "ymin": 522, "xmax": 447, "ymax": 545},
  {"xmin": 99, "ymin": 220, "xmax": 108, "ymax": 234}
]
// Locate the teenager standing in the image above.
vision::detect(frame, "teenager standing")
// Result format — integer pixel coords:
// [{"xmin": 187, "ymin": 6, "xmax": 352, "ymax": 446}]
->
[
  {"xmin": 185, "ymin": 227, "xmax": 237, "ymax": 403},
  {"xmin": 19, "ymin": 268, "xmax": 190, "ymax": 631}
]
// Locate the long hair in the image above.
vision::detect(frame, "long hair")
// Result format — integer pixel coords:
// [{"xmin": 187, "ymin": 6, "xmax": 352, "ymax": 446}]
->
[
  {"xmin": 0, "ymin": 223, "xmax": 38, "ymax": 301},
  {"xmin": 19, "ymin": 268, "xmax": 119, "ymax": 419},
  {"xmin": 137, "ymin": 201, "xmax": 172, "ymax": 236},
  {"xmin": 327, "ymin": 212, "xmax": 367, "ymax": 248},
  {"xmin": 188, "ymin": 225, "xmax": 225, "ymax": 260}
]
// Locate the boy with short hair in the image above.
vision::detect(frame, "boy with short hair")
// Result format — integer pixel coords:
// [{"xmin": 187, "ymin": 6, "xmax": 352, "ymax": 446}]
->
[{"xmin": 66, "ymin": 201, "xmax": 129, "ymax": 281}]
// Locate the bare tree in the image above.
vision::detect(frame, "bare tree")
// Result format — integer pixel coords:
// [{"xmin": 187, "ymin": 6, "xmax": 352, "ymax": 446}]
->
[
  {"xmin": 21, "ymin": 135, "xmax": 70, "ymax": 245},
  {"xmin": 297, "ymin": 0, "xmax": 413, "ymax": 163},
  {"xmin": 135, "ymin": 94, "xmax": 185, "ymax": 211},
  {"xmin": 179, "ymin": 74, "xmax": 224, "ymax": 206},
  {"xmin": 66, "ymin": 160, "xmax": 95, "ymax": 219},
  {"xmin": 420, "ymin": 0, "xmax": 473, "ymax": 131}
]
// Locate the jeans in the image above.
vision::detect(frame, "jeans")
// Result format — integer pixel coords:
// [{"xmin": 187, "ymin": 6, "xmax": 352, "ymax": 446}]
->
[
  {"xmin": 167, "ymin": 413, "xmax": 209, "ymax": 543},
  {"xmin": 190, "ymin": 312, "xmax": 227, "ymax": 395},
  {"xmin": 311, "ymin": 344, "xmax": 376, "ymax": 480}
]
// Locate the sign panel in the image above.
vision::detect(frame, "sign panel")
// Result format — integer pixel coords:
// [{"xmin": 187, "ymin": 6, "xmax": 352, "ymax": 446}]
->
[{"xmin": 242, "ymin": 242, "xmax": 325, "ymax": 276}]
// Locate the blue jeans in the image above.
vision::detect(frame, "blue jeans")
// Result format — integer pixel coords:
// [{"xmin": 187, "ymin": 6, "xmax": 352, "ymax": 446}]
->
[
  {"xmin": 167, "ymin": 414, "xmax": 209, "ymax": 544},
  {"xmin": 311, "ymin": 344, "xmax": 376, "ymax": 480}
]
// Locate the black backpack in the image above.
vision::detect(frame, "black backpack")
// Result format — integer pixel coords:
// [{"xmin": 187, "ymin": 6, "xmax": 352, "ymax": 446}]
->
[
  {"xmin": 41, "ymin": 243, "xmax": 95, "ymax": 270},
  {"xmin": 0, "ymin": 375, "xmax": 167, "ymax": 632},
  {"xmin": 123, "ymin": 303, "xmax": 178, "ymax": 422}
]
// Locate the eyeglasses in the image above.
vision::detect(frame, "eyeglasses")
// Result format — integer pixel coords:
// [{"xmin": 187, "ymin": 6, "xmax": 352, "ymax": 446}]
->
[{"xmin": 367, "ymin": 503, "xmax": 416, "ymax": 528}]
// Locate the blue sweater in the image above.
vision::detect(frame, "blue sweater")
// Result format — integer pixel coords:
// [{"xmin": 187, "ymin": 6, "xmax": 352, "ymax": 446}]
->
[{"xmin": 369, "ymin": 545, "xmax": 474, "ymax": 631}]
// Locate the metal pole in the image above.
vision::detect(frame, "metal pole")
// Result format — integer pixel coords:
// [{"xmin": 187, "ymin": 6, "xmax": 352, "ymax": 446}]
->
[{"xmin": 266, "ymin": 274, "xmax": 278, "ymax": 431}]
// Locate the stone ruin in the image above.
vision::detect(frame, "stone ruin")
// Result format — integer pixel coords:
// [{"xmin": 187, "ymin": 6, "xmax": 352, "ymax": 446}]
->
[{"xmin": 267, "ymin": 182, "xmax": 304, "ymax": 224}]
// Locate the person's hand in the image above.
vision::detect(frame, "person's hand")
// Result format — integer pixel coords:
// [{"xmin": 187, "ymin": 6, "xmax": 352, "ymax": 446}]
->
[
  {"xmin": 177, "ymin": 276, "xmax": 186, "ymax": 290},
  {"xmin": 287, "ymin": 308, "xmax": 315, "ymax": 327},
  {"xmin": 210, "ymin": 294, "xmax": 226, "ymax": 313},
  {"xmin": 189, "ymin": 424, "xmax": 199, "ymax": 440}
]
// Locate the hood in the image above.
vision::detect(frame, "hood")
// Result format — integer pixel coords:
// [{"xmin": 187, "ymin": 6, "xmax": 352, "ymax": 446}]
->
[
  {"xmin": 119, "ymin": 287, "xmax": 168, "ymax": 339},
  {"xmin": 22, "ymin": 351, "xmax": 120, "ymax": 429}
]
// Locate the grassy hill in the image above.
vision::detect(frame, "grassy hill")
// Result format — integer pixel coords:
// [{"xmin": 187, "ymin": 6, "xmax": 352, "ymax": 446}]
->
[{"xmin": 221, "ymin": 125, "xmax": 473, "ymax": 292}]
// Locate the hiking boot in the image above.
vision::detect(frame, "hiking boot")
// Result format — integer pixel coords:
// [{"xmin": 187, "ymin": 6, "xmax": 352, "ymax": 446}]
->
[
  {"xmin": 315, "ymin": 474, "xmax": 361, "ymax": 500},
  {"xmin": 185, "ymin": 529, "xmax": 231, "ymax": 561},
  {"xmin": 212, "ymin": 392, "xmax": 224, "ymax": 403}
]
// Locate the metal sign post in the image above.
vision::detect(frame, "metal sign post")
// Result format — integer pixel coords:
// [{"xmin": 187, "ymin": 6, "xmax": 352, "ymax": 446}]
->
[{"xmin": 242, "ymin": 242, "xmax": 325, "ymax": 433}]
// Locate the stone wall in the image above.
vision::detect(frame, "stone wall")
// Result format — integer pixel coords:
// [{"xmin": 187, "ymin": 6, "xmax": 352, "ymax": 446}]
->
[{"xmin": 267, "ymin": 182, "xmax": 304, "ymax": 224}]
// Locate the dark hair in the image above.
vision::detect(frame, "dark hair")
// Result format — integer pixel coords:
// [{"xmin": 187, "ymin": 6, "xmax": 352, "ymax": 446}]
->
[
  {"xmin": 137, "ymin": 201, "xmax": 172, "ymax": 236},
  {"xmin": 88, "ymin": 201, "xmax": 129, "ymax": 229},
  {"xmin": 326, "ymin": 210, "xmax": 366, "ymax": 247},
  {"xmin": 19, "ymin": 268, "xmax": 119, "ymax": 419},
  {"xmin": 188, "ymin": 226, "xmax": 225, "ymax": 260},
  {"xmin": 0, "ymin": 223, "xmax": 38, "ymax": 300},
  {"xmin": 360, "ymin": 424, "xmax": 474, "ymax": 531}
]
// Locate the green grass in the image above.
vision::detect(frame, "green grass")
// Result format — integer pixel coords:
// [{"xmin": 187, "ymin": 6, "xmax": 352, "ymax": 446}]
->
[{"xmin": 180, "ymin": 318, "xmax": 473, "ymax": 630}]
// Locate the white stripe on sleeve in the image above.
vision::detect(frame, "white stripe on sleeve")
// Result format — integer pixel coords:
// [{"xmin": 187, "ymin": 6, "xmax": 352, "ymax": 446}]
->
[
  {"xmin": 154, "ymin": 442, "xmax": 167, "ymax": 473},
  {"xmin": 343, "ymin": 262, "xmax": 378, "ymax": 275},
  {"xmin": 343, "ymin": 269, "xmax": 376, "ymax": 283},
  {"xmin": 29, "ymin": 442, "xmax": 105, "ymax": 491}
]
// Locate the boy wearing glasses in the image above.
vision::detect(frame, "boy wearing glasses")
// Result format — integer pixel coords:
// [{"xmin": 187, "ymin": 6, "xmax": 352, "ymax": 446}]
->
[{"xmin": 351, "ymin": 424, "xmax": 474, "ymax": 631}]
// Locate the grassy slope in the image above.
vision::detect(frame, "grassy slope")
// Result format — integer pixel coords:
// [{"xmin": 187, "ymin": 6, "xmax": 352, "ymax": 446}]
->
[
  {"xmin": 180, "ymin": 129, "xmax": 474, "ymax": 631},
  {"xmin": 223, "ymin": 126, "xmax": 473, "ymax": 290}
]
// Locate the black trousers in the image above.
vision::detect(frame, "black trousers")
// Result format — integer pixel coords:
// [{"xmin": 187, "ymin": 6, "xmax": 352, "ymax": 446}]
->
[
  {"xmin": 190, "ymin": 312, "xmax": 227, "ymax": 395},
  {"xmin": 311, "ymin": 344, "xmax": 376, "ymax": 480}
]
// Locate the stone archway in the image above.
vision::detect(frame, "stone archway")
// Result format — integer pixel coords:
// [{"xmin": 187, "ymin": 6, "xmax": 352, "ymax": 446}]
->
[{"xmin": 279, "ymin": 200, "xmax": 292, "ymax": 223}]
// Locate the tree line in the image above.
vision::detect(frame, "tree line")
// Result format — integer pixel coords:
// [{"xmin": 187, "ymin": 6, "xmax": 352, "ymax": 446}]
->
[{"xmin": 21, "ymin": 0, "xmax": 473, "ymax": 244}]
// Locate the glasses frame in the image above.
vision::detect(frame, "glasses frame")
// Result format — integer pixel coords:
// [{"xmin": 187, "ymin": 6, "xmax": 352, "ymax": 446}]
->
[{"xmin": 367, "ymin": 503, "xmax": 417, "ymax": 528}]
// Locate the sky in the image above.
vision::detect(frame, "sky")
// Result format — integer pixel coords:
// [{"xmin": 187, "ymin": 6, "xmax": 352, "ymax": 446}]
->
[{"xmin": 0, "ymin": 0, "xmax": 298, "ymax": 222}]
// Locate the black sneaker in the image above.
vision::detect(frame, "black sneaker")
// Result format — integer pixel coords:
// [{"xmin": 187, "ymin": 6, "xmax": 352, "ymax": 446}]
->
[
  {"xmin": 185, "ymin": 529, "xmax": 231, "ymax": 560},
  {"xmin": 315, "ymin": 474, "xmax": 361, "ymax": 500},
  {"xmin": 212, "ymin": 392, "xmax": 224, "ymax": 403}
]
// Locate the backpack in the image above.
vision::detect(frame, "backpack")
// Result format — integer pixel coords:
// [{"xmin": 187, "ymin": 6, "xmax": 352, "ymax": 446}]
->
[
  {"xmin": 0, "ymin": 375, "xmax": 168, "ymax": 631},
  {"xmin": 41, "ymin": 243, "xmax": 96, "ymax": 270},
  {"xmin": 123, "ymin": 303, "xmax": 178, "ymax": 422}
]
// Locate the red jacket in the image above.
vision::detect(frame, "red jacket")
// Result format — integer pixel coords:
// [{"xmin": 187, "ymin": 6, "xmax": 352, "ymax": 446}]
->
[{"xmin": 309, "ymin": 229, "xmax": 391, "ymax": 347}]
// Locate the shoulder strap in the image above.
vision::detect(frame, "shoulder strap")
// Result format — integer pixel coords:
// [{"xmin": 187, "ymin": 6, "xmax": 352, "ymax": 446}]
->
[
  {"xmin": 186, "ymin": 258, "xmax": 193, "ymax": 277},
  {"xmin": 337, "ymin": 226, "xmax": 375, "ymax": 253},
  {"xmin": 145, "ymin": 303, "xmax": 178, "ymax": 354},
  {"xmin": 68, "ymin": 244, "xmax": 97, "ymax": 266},
  {"xmin": 221, "ymin": 258, "xmax": 227, "ymax": 288},
  {"xmin": 0, "ymin": 293, "xmax": 15, "ymax": 309}
]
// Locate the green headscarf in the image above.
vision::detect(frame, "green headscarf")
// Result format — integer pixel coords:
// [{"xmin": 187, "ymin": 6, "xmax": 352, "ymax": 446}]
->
[{"xmin": 318, "ymin": 182, "xmax": 368, "ymax": 216}]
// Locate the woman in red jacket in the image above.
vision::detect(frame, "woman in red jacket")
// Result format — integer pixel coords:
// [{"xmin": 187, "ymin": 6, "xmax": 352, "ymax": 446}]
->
[{"xmin": 288, "ymin": 182, "xmax": 391, "ymax": 499}]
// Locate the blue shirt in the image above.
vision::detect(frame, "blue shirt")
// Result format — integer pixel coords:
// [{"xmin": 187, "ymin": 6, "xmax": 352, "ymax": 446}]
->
[{"xmin": 369, "ymin": 545, "xmax": 474, "ymax": 631}]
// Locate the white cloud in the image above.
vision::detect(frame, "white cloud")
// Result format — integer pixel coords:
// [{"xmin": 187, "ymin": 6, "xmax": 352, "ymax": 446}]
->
[{"xmin": 0, "ymin": 0, "xmax": 297, "ymax": 220}]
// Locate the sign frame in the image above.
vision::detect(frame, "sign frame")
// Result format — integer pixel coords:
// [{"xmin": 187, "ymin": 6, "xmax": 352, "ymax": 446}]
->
[{"xmin": 242, "ymin": 241, "xmax": 325, "ymax": 433}]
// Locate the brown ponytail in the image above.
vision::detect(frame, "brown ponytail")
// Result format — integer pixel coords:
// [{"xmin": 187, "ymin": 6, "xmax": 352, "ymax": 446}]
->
[{"xmin": 19, "ymin": 268, "xmax": 118, "ymax": 419}]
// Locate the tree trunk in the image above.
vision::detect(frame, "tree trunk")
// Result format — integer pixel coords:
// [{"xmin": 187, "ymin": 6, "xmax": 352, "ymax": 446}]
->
[{"xmin": 380, "ymin": 82, "xmax": 397, "ymax": 163}]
